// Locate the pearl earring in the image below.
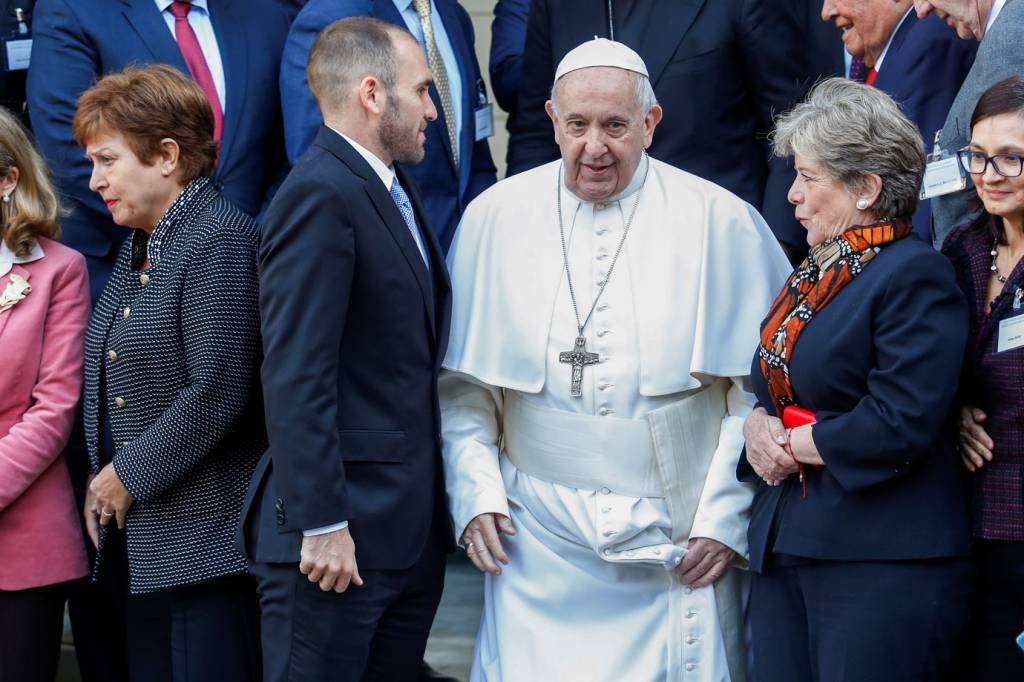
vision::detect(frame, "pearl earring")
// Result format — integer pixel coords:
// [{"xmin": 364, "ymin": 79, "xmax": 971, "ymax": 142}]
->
[
  {"xmin": 2, "ymin": 194, "xmax": 9, "ymax": 204},
  {"xmin": 856, "ymin": 197, "xmax": 870, "ymax": 210}
]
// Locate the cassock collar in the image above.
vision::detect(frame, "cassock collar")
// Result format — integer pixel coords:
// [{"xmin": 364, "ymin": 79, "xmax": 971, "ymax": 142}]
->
[
  {"xmin": 562, "ymin": 152, "xmax": 650, "ymax": 207},
  {"xmin": 0, "ymin": 237, "xmax": 44, "ymax": 278}
]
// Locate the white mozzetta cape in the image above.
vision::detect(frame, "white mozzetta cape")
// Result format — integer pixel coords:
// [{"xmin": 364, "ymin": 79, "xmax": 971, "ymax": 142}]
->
[{"xmin": 443, "ymin": 158, "xmax": 793, "ymax": 392}]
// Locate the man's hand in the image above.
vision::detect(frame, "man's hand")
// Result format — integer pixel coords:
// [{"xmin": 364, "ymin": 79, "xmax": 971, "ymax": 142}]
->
[
  {"xmin": 462, "ymin": 513, "xmax": 516, "ymax": 576},
  {"xmin": 300, "ymin": 526, "xmax": 364, "ymax": 593},
  {"xmin": 742, "ymin": 407, "xmax": 798, "ymax": 485},
  {"xmin": 89, "ymin": 463, "xmax": 134, "ymax": 529},
  {"xmin": 676, "ymin": 537, "xmax": 736, "ymax": 588},
  {"xmin": 958, "ymin": 405, "xmax": 993, "ymax": 472},
  {"xmin": 83, "ymin": 473, "xmax": 100, "ymax": 548}
]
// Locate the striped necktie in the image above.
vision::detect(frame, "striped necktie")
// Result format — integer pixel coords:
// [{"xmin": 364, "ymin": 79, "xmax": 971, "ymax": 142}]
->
[{"xmin": 412, "ymin": 0, "xmax": 458, "ymax": 166}]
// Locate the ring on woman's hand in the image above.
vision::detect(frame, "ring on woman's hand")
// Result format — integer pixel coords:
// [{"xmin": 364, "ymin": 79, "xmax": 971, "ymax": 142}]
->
[
  {"xmin": 465, "ymin": 541, "xmax": 476, "ymax": 555},
  {"xmin": 100, "ymin": 510, "xmax": 114, "ymax": 517}
]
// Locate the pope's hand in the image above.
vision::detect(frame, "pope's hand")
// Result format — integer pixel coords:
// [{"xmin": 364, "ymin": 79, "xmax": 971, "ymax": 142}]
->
[
  {"xmin": 299, "ymin": 526, "xmax": 364, "ymax": 593},
  {"xmin": 676, "ymin": 537, "xmax": 736, "ymax": 588},
  {"xmin": 462, "ymin": 513, "xmax": 516, "ymax": 576},
  {"xmin": 89, "ymin": 463, "xmax": 134, "ymax": 529},
  {"xmin": 742, "ymin": 407, "xmax": 798, "ymax": 485}
]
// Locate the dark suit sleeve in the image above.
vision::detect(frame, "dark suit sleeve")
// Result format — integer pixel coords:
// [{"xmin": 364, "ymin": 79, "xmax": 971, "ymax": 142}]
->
[
  {"xmin": 505, "ymin": 0, "xmax": 559, "ymax": 175},
  {"xmin": 113, "ymin": 224, "xmax": 262, "ymax": 503},
  {"xmin": 455, "ymin": 5, "xmax": 497, "ymax": 201},
  {"xmin": 280, "ymin": 9, "xmax": 334, "ymax": 164},
  {"xmin": 811, "ymin": 256, "xmax": 968, "ymax": 493},
  {"xmin": 258, "ymin": 171, "xmax": 355, "ymax": 532},
  {"xmin": 489, "ymin": 0, "xmax": 530, "ymax": 113},
  {"xmin": 738, "ymin": 0, "xmax": 809, "ymax": 256},
  {"xmin": 26, "ymin": 0, "xmax": 115, "ymax": 257}
]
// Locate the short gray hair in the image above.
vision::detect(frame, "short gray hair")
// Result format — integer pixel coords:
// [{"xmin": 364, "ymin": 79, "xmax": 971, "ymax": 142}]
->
[
  {"xmin": 307, "ymin": 17, "xmax": 409, "ymax": 114},
  {"xmin": 772, "ymin": 77, "xmax": 925, "ymax": 220},
  {"xmin": 550, "ymin": 69, "xmax": 658, "ymax": 116}
]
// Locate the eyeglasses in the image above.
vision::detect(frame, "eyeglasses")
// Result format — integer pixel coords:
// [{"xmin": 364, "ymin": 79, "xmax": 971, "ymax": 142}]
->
[{"xmin": 957, "ymin": 149, "xmax": 1024, "ymax": 178}]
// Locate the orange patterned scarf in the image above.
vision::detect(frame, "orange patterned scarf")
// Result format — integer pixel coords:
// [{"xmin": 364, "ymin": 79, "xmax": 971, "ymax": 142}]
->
[{"xmin": 758, "ymin": 220, "xmax": 913, "ymax": 415}]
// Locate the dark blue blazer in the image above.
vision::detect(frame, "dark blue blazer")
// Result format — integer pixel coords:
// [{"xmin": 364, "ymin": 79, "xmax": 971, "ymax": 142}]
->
[
  {"xmin": 280, "ymin": 0, "xmax": 497, "ymax": 251},
  {"xmin": 26, "ymin": 0, "xmax": 290, "ymax": 298},
  {"xmin": 241, "ymin": 127, "xmax": 454, "ymax": 570},
  {"xmin": 872, "ymin": 12, "xmax": 977, "ymax": 241},
  {"xmin": 489, "ymin": 0, "xmax": 529, "ymax": 115},
  {"xmin": 739, "ymin": 237, "xmax": 973, "ymax": 573},
  {"xmin": 507, "ymin": 0, "xmax": 811, "ymax": 258}
]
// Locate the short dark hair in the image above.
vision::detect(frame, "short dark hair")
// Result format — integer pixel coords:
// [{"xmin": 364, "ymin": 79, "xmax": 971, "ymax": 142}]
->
[
  {"xmin": 73, "ymin": 65, "xmax": 217, "ymax": 182},
  {"xmin": 969, "ymin": 76, "xmax": 1024, "ymax": 244},
  {"xmin": 307, "ymin": 17, "xmax": 411, "ymax": 114}
]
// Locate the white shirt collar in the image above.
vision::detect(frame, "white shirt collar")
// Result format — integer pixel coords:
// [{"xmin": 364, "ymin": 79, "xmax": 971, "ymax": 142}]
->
[
  {"xmin": 986, "ymin": 0, "xmax": 1008, "ymax": 35},
  {"xmin": 0, "ymin": 238, "xmax": 44, "ymax": 278},
  {"xmin": 874, "ymin": 8, "xmax": 913, "ymax": 72},
  {"xmin": 328, "ymin": 126, "xmax": 395, "ymax": 190},
  {"xmin": 154, "ymin": 0, "xmax": 209, "ymax": 15}
]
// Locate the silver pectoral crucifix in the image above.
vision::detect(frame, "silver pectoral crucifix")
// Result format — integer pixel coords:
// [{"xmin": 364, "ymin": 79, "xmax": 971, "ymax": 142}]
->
[{"xmin": 558, "ymin": 335, "xmax": 600, "ymax": 398}]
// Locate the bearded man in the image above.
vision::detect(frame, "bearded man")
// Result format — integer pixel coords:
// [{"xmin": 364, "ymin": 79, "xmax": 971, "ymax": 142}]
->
[{"xmin": 441, "ymin": 39, "xmax": 792, "ymax": 681}]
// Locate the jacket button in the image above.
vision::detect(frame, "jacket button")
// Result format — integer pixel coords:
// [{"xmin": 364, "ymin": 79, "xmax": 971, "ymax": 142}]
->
[
  {"xmin": 139, "ymin": 273, "xmax": 151, "ymax": 286},
  {"xmin": 114, "ymin": 397, "xmax": 126, "ymax": 408},
  {"xmin": 107, "ymin": 350, "xmax": 119, "ymax": 362},
  {"xmin": 122, "ymin": 307, "xmax": 131, "ymax": 319}
]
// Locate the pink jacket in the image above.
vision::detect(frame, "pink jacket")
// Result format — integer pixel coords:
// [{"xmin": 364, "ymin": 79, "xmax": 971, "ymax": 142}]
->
[{"xmin": 0, "ymin": 236, "xmax": 90, "ymax": 590}]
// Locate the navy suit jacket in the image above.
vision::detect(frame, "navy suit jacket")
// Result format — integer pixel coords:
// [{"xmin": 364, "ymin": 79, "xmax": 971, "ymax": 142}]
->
[
  {"xmin": 241, "ymin": 127, "xmax": 454, "ymax": 570},
  {"xmin": 507, "ymin": 0, "xmax": 810, "ymax": 258},
  {"xmin": 489, "ymin": 0, "xmax": 529, "ymax": 115},
  {"xmin": 872, "ymin": 13, "xmax": 977, "ymax": 241},
  {"xmin": 739, "ymin": 237, "xmax": 972, "ymax": 573},
  {"xmin": 280, "ymin": 0, "xmax": 497, "ymax": 251},
  {"xmin": 26, "ymin": 0, "xmax": 290, "ymax": 298}
]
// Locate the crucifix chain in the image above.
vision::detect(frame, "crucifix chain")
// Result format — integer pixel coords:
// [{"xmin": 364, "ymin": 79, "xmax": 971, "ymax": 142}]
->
[{"xmin": 556, "ymin": 157, "xmax": 648, "ymax": 396}]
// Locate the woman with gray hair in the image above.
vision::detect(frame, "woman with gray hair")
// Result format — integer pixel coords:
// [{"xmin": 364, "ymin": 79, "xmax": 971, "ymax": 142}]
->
[{"xmin": 739, "ymin": 78, "xmax": 974, "ymax": 680}]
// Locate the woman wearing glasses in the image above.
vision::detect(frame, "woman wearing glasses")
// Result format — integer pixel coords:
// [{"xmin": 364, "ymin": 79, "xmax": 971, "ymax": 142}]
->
[{"xmin": 942, "ymin": 75, "xmax": 1024, "ymax": 681}]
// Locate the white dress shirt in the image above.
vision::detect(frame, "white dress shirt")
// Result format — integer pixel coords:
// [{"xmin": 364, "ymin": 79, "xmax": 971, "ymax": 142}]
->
[
  {"xmin": 987, "ymin": 0, "xmax": 1008, "ymax": 34},
  {"xmin": 153, "ymin": 0, "xmax": 227, "ymax": 114}
]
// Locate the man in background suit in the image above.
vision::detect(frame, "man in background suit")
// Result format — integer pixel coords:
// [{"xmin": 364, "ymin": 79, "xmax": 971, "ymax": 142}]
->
[
  {"xmin": 822, "ymin": 0, "xmax": 976, "ymax": 239},
  {"xmin": 910, "ymin": 0, "xmax": 1024, "ymax": 246},
  {"xmin": 26, "ymin": 3, "xmax": 291, "ymax": 680},
  {"xmin": 489, "ymin": 0, "xmax": 528, "ymax": 130},
  {"xmin": 27, "ymin": 0, "xmax": 291, "ymax": 298},
  {"xmin": 281, "ymin": 0, "xmax": 496, "ymax": 251},
  {"xmin": 507, "ymin": 0, "xmax": 810, "ymax": 259},
  {"xmin": 0, "ymin": 0, "xmax": 34, "ymax": 127},
  {"xmin": 242, "ymin": 17, "xmax": 453, "ymax": 681}
]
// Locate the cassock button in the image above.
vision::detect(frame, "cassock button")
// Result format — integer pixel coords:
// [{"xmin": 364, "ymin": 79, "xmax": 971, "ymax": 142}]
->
[
  {"xmin": 114, "ymin": 397, "xmax": 126, "ymax": 408},
  {"xmin": 597, "ymin": 303, "xmax": 610, "ymax": 311},
  {"xmin": 598, "ymin": 407, "xmax": 612, "ymax": 416},
  {"xmin": 685, "ymin": 610, "xmax": 697, "ymax": 619},
  {"xmin": 139, "ymin": 273, "xmax": 151, "ymax": 286},
  {"xmin": 602, "ymin": 529, "xmax": 617, "ymax": 537},
  {"xmin": 601, "ymin": 487, "xmax": 612, "ymax": 495},
  {"xmin": 686, "ymin": 636, "xmax": 698, "ymax": 645},
  {"xmin": 685, "ymin": 663, "xmax": 697, "ymax": 671}
]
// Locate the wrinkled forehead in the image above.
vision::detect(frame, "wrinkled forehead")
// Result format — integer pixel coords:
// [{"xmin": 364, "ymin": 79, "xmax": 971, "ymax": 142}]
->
[{"xmin": 554, "ymin": 67, "xmax": 642, "ymax": 114}]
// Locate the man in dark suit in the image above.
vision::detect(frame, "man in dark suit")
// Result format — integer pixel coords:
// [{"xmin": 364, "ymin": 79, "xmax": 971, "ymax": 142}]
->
[
  {"xmin": 822, "ymin": 0, "xmax": 976, "ymax": 239},
  {"xmin": 280, "ymin": 0, "xmax": 496, "ymax": 252},
  {"xmin": 27, "ymin": 0, "xmax": 291, "ymax": 299},
  {"xmin": 507, "ymin": 0, "xmax": 810, "ymax": 259},
  {"xmin": 242, "ymin": 17, "xmax": 453, "ymax": 681},
  {"xmin": 0, "ymin": 0, "xmax": 34, "ymax": 127},
  {"xmin": 489, "ymin": 0, "xmax": 528, "ymax": 127}
]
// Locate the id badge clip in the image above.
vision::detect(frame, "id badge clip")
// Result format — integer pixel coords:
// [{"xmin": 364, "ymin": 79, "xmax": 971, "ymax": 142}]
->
[
  {"xmin": 474, "ymin": 78, "xmax": 493, "ymax": 142},
  {"xmin": 920, "ymin": 130, "xmax": 967, "ymax": 200},
  {"xmin": 2, "ymin": 8, "xmax": 31, "ymax": 72}
]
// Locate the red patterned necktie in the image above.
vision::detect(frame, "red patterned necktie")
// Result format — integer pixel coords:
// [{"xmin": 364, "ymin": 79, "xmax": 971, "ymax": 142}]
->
[{"xmin": 168, "ymin": 1, "xmax": 223, "ymax": 142}]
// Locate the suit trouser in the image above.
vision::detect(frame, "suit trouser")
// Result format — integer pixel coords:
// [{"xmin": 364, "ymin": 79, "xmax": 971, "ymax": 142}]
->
[
  {"xmin": 0, "ymin": 581, "xmax": 68, "ymax": 682},
  {"xmin": 750, "ymin": 554, "xmax": 972, "ymax": 682},
  {"xmin": 968, "ymin": 539, "xmax": 1024, "ymax": 681},
  {"xmin": 251, "ymin": 533, "xmax": 446, "ymax": 682}
]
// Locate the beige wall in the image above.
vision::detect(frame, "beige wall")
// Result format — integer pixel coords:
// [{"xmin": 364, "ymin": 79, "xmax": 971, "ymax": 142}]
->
[{"xmin": 462, "ymin": 0, "xmax": 510, "ymax": 177}]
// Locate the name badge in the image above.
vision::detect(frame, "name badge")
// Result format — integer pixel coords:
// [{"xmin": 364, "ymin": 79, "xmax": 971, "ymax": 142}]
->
[
  {"xmin": 2, "ymin": 37, "xmax": 31, "ymax": 71},
  {"xmin": 997, "ymin": 312, "xmax": 1024, "ymax": 353},
  {"xmin": 474, "ymin": 103, "xmax": 493, "ymax": 141},
  {"xmin": 920, "ymin": 156, "xmax": 966, "ymax": 199}
]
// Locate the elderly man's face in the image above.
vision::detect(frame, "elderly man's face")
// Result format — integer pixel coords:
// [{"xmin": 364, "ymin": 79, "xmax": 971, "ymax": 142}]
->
[
  {"xmin": 912, "ymin": 0, "xmax": 989, "ymax": 40},
  {"xmin": 545, "ymin": 67, "xmax": 662, "ymax": 202},
  {"xmin": 823, "ymin": 0, "xmax": 910, "ymax": 64}
]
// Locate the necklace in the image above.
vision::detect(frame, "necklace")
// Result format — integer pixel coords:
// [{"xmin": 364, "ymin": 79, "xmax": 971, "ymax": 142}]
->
[
  {"xmin": 555, "ymin": 157, "xmax": 648, "ymax": 397},
  {"xmin": 991, "ymin": 242, "xmax": 1008, "ymax": 284}
]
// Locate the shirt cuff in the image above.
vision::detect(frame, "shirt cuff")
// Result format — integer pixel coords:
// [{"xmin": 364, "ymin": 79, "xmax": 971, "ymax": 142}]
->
[{"xmin": 302, "ymin": 520, "xmax": 348, "ymax": 536}]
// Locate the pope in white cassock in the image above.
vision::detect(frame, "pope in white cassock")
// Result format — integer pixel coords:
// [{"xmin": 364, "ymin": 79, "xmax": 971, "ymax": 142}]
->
[{"xmin": 440, "ymin": 39, "xmax": 792, "ymax": 681}]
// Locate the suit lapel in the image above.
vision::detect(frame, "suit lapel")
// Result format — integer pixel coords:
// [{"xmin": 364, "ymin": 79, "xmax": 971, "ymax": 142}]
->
[
  {"xmin": 874, "ymin": 11, "xmax": 916, "ymax": 86},
  {"xmin": 624, "ymin": 0, "xmax": 706, "ymax": 87},
  {"xmin": 121, "ymin": 0, "xmax": 190, "ymax": 72},
  {"xmin": 397, "ymin": 163, "xmax": 450, "ymax": 335},
  {"xmin": 207, "ymin": 0, "xmax": 247, "ymax": 168}
]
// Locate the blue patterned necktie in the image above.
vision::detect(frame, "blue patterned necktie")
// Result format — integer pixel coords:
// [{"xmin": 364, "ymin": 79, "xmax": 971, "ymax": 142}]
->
[{"xmin": 389, "ymin": 177, "xmax": 430, "ymax": 269}]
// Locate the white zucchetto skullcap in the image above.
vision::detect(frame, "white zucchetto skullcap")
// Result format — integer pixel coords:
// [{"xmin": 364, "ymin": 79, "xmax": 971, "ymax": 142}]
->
[{"xmin": 554, "ymin": 37, "xmax": 649, "ymax": 81}]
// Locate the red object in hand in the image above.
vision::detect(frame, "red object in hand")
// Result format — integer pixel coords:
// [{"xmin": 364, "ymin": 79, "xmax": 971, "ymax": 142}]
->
[{"xmin": 782, "ymin": 405, "xmax": 816, "ymax": 428}]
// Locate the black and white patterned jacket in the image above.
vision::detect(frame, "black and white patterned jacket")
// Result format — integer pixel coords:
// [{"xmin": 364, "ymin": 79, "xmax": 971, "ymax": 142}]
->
[{"xmin": 83, "ymin": 177, "xmax": 266, "ymax": 594}]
